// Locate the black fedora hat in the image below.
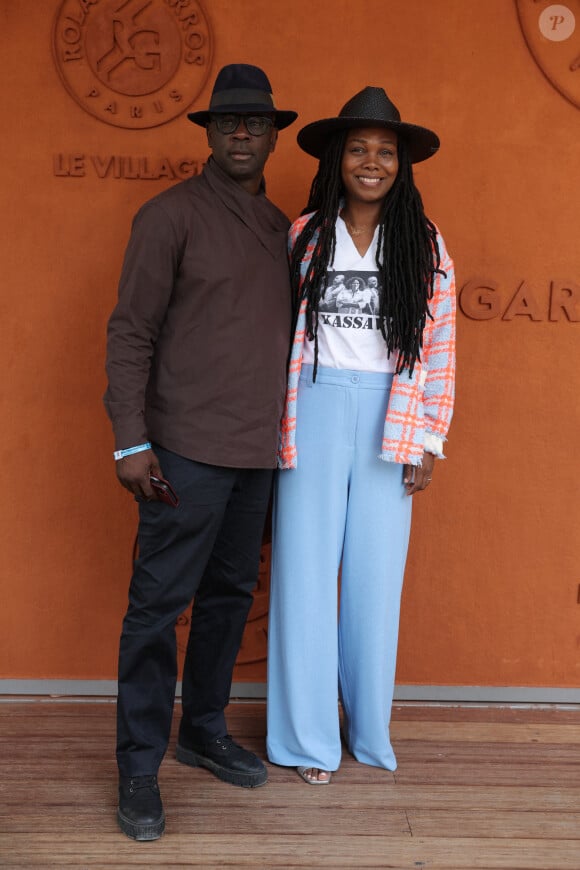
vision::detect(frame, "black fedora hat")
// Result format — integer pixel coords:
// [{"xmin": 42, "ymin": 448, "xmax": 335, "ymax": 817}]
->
[
  {"xmin": 187, "ymin": 63, "xmax": 297, "ymax": 130},
  {"xmin": 297, "ymin": 87, "xmax": 439, "ymax": 163}
]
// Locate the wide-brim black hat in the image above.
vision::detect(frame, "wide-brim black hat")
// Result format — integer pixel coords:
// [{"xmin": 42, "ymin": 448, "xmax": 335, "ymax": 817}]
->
[
  {"xmin": 297, "ymin": 87, "xmax": 439, "ymax": 163},
  {"xmin": 188, "ymin": 63, "xmax": 297, "ymax": 131}
]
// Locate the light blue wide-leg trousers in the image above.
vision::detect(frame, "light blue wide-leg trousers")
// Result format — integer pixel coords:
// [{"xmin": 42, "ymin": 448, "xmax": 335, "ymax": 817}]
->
[{"xmin": 267, "ymin": 365, "xmax": 412, "ymax": 772}]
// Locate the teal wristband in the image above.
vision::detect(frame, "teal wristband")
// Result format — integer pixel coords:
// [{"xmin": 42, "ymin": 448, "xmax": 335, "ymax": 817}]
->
[{"xmin": 113, "ymin": 442, "xmax": 151, "ymax": 461}]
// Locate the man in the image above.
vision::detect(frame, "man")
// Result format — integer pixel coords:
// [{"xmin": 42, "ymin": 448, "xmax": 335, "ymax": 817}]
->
[
  {"xmin": 104, "ymin": 64, "xmax": 297, "ymax": 841},
  {"xmin": 321, "ymin": 273, "xmax": 346, "ymax": 311},
  {"xmin": 362, "ymin": 275, "xmax": 380, "ymax": 313}
]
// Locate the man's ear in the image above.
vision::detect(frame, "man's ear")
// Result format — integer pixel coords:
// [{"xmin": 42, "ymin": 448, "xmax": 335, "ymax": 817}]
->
[
  {"xmin": 206, "ymin": 122, "xmax": 213, "ymax": 148},
  {"xmin": 270, "ymin": 128, "xmax": 278, "ymax": 153}
]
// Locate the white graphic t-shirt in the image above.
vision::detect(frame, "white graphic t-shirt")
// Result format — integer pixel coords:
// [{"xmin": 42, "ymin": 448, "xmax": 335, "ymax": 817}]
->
[{"xmin": 302, "ymin": 216, "xmax": 397, "ymax": 373}]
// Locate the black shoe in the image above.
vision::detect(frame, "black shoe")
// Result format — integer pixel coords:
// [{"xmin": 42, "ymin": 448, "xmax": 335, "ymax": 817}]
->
[
  {"xmin": 117, "ymin": 775, "xmax": 165, "ymax": 841},
  {"xmin": 176, "ymin": 734, "xmax": 268, "ymax": 788}
]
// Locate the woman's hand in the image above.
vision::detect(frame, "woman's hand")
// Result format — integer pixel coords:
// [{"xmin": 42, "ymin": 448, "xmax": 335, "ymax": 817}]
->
[{"xmin": 403, "ymin": 452, "xmax": 435, "ymax": 495}]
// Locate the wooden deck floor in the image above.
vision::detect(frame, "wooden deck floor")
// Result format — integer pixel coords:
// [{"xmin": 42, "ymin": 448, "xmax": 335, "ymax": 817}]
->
[{"xmin": 0, "ymin": 700, "xmax": 579, "ymax": 868}]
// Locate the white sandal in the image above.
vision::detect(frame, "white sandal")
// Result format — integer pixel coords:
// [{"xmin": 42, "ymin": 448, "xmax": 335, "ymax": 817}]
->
[{"xmin": 296, "ymin": 766, "xmax": 332, "ymax": 785}]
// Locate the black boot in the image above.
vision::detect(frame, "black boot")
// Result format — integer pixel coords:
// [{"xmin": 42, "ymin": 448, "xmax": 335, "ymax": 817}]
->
[
  {"xmin": 117, "ymin": 775, "xmax": 165, "ymax": 840},
  {"xmin": 176, "ymin": 732, "xmax": 268, "ymax": 788}
]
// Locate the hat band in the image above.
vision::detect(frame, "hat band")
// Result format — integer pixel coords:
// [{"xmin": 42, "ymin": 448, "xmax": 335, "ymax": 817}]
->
[{"xmin": 210, "ymin": 88, "xmax": 275, "ymax": 111}]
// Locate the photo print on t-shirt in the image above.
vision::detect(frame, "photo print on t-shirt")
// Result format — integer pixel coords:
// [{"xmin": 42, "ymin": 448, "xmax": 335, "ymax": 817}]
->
[{"xmin": 319, "ymin": 270, "xmax": 381, "ymax": 327}]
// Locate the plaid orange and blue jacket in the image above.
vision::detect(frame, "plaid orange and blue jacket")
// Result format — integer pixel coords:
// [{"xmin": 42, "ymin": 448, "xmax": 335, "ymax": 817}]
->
[{"xmin": 278, "ymin": 213, "xmax": 456, "ymax": 469}]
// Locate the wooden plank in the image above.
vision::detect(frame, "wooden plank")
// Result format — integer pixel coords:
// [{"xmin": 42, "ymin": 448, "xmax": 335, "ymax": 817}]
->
[
  {"xmin": 394, "ymin": 763, "xmax": 579, "ymax": 787},
  {"xmin": 3, "ymin": 783, "xmax": 580, "ymax": 814},
  {"xmin": 391, "ymin": 721, "xmax": 580, "ymax": 743},
  {"xmin": 4, "ymin": 807, "xmax": 580, "ymax": 840},
  {"xmin": 408, "ymin": 809, "xmax": 580, "ymax": 839},
  {"xmin": 390, "ymin": 705, "xmax": 580, "ymax": 724},
  {"xmin": 0, "ymin": 807, "xmax": 411, "ymax": 836},
  {"xmin": 2, "ymin": 700, "xmax": 579, "ymax": 724},
  {"xmin": 1, "ymin": 834, "xmax": 580, "ymax": 868}
]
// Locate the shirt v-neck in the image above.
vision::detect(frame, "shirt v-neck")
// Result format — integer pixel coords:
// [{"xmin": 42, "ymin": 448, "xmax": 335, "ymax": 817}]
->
[{"xmin": 335, "ymin": 215, "xmax": 379, "ymax": 264}]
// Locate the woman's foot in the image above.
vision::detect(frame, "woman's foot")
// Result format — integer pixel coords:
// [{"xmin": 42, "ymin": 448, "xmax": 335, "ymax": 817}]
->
[{"xmin": 296, "ymin": 766, "xmax": 332, "ymax": 785}]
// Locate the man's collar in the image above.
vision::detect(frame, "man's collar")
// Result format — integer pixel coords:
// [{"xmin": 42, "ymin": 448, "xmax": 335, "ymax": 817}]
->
[{"xmin": 202, "ymin": 157, "xmax": 286, "ymax": 259}]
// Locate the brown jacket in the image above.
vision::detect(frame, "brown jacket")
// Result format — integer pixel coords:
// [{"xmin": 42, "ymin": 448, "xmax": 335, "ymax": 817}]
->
[{"xmin": 104, "ymin": 157, "xmax": 292, "ymax": 468}]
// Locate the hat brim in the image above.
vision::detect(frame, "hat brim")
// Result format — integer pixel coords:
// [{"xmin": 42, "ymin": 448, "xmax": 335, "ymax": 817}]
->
[
  {"xmin": 297, "ymin": 117, "xmax": 440, "ymax": 163},
  {"xmin": 187, "ymin": 107, "xmax": 298, "ymax": 131}
]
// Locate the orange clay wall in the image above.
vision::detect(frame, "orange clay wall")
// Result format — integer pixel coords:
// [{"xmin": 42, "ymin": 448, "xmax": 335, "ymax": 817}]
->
[{"xmin": 0, "ymin": 0, "xmax": 578, "ymax": 689}]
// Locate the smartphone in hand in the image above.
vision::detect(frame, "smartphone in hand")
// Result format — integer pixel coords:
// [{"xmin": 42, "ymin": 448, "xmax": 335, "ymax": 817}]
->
[{"xmin": 150, "ymin": 475, "xmax": 180, "ymax": 508}]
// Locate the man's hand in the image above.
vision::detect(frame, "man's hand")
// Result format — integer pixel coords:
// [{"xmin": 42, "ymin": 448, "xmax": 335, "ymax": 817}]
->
[
  {"xmin": 115, "ymin": 449, "xmax": 163, "ymax": 500},
  {"xmin": 403, "ymin": 452, "xmax": 435, "ymax": 496}
]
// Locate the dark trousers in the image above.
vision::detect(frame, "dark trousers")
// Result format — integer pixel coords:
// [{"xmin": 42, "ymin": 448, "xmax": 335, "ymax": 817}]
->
[{"xmin": 116, "ymin": 445, "xmax": 272, "ymax": 777}]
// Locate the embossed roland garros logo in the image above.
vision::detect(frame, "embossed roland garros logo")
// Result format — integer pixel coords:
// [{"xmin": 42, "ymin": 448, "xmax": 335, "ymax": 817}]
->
[
  {"xmin": 516, "ymin": 0, "xmax": 580, "ymax": 109},
  {"xmin": 52, "ymin": 0, "xmax": 213, "ymax": 129}
]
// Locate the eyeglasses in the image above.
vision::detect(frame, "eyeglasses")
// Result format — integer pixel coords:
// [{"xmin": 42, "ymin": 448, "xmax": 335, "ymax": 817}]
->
[{"xmin": 211, "ymin": 114, "xmax": 274, "ymax": 136}]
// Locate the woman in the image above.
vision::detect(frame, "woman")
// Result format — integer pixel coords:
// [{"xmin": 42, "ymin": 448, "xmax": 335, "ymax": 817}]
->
[
  {"xmin": 353, "ymin": 276, "xmax": 379, "ymax": 315},
  {"xmin": 266, "ymin": 87, "xmax": 456, "ymax": 784}
]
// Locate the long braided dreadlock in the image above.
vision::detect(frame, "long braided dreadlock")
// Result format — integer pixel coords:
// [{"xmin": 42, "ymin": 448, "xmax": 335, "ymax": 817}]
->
[{"xmin": 289, "ymin": 131, "xmax": 444, "ymax": 379}]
